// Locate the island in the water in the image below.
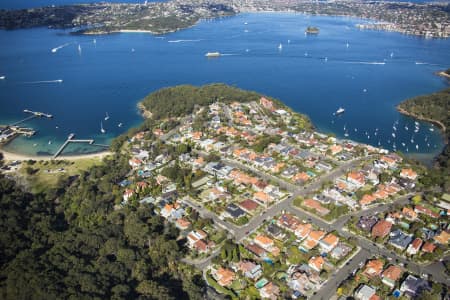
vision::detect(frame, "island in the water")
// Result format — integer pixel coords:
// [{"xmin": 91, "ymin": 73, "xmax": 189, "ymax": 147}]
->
[
  {"xmin": 305, "ymin": 26, "xmax": 319, "ymax": 34},
  {"xmin": 0, "ymin": 0, "xmax": 449, "ymax": 37}
]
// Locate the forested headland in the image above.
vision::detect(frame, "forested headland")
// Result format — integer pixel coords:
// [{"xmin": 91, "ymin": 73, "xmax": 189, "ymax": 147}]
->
[{"xmin": 397, "ymin": 88, "xmax": 450, "ymax": 192}]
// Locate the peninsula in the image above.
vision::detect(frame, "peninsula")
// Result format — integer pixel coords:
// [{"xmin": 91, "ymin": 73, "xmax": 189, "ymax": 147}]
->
[
  {"xmin": 0, "ymin": 0, "xmax": 449, "ymax": 37},
  {"xmin": 1, "ymin": 84, "xmax": 449, "ymax": 299}
]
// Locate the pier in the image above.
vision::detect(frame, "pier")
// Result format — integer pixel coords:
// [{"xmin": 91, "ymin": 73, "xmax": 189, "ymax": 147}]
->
[{"xmin": 53, "ymin": 134, "xmax": 105, "ymax": 159}]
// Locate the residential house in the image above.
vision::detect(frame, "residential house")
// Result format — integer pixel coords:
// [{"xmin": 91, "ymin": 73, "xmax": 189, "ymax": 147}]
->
[
  {"xmin": 259, "ymin": 282, "xmax": 280, "ymax": 300},
  {"xmin": 414, "ymin": 205, "xmax": 440, "ymax": 219},
  {"xmin": 225, "ymin": 203, "xmax": 246, "ymax": 219},
  {"xmin": 406, "ymin": 238, "xmax": 423, "ymax": 255},
  {"xmin": 187, "ymin": 230, "xmax": 207, "ymax": 247},
  {"xmin": 362, "ymin": 259, "xmax": 384, "ymax": 278},
  {"xmin": 253, "ymin": 191, "xmax": 272, "ymax": 207},
  {"xmin": 301, "ymin": 230, "xmax": 326, "ymax": 251},
  {"xmin": 381, "ymin": 265, "xmax": 403, "ymax": 289},
  {"xmin": 295, "ymin": 223, "xmax": 312, "ymax": 240},
  {"xmin": 357, "ymin": 216, "xmax": 378, "ymax": 232},
  {"xmin": 303, "ymin": 199, "xmax": 330, "ymax": 216},
  {"xmin": 402, "ymin": 207, "xmax": 418, "ymax": 221},
  {"xmin": 400, "ymin": 168, "xmax": 418, "ymax": 180},
  {"xmin": 319, "ymin": 233, "xmax": 339, "ymax": 253},
  {"xmin": 400, "ymin": 275, "xmax": 430, "ymax": 298},
  {"xmin": 254, "ymin": 235, "xmax": 274, "ymax": 251},
  {"xmin": 123, "ymin": 189, "xmax": 134, "ymax": 203},
  {"xmin": 308, "ymin": 256, "xmax": 325, "ymax": 273},
  {"xmin": 389, "ymin": 229, "xmax": 413, "ymax": 251},
  {"xmin": 372, "ymin": 220, "xmax": 392, "ymax": 238},
  {"xmin": 213, "ymin": 267, "xmax": 236, "ymax": 287},
  {"xmin": 421, "ymin": 241, "xmax": 436, "ymax": 253},
  {"xmin": 347, "ymin": 171, "xmax": 366, "ymax": 187},
  {"xmin": 355, "ymin": 284, "xmax": 377, "ymax": 300},
  {"xmin": 434, "ymin": 230, "xmax": 450, "ymax": 245},
  {"xmin": 238, "ymin": 261, "xmax": 262, "ymax": 281},
  {"xmin": 175, "ymin": 218, "xmax": 191, "ymax": 231},
  {"xmin": 267, "ymin": 223, "xmax": 285, "ymax": 240},
  {"xmin": 194, "ymin": 240, "xmax": 214, "ymax": 254},
  {"xmin": 239, "ymin": 199, "xmax": 260, "ymax": 214},
  {"xmin": 331, "ymin": 243, "xmax": 352, "ymax": 260},
  {"xmin": 246, "ymin": 243, "xmax": 266, "ymax": 258}
]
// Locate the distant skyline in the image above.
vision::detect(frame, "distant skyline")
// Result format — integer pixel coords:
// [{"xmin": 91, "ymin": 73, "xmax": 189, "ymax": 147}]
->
[{"xmin": 0, "ymin": 0, "xmax": 166, "ymax": 10}]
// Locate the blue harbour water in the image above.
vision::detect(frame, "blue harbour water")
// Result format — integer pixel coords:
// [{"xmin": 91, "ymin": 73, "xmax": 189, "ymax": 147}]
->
[{"xmin": 0, "ymin": 13, "xmax": 449, "ymax": 159}]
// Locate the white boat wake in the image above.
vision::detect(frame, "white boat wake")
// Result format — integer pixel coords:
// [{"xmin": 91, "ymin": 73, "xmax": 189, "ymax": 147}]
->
[
  {"xmin": 23, "ymin": 79, "xmax": 63, "ymax": 84},
  {"xmin": 51, "ymin": 43, "xmax": 70, "ymax": 53},
  {"xmin": 168, "ymin": 39, "xmax": 202, "ymax": 43},
  {"xmin": 345, "ymin": 61, "xmax": 386, "ymax": 65}
]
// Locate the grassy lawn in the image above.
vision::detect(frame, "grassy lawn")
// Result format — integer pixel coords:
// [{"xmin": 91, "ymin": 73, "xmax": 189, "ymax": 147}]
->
[{"xmin": 20, "ymin": 158, "xmax": 104, "ymax": 193}]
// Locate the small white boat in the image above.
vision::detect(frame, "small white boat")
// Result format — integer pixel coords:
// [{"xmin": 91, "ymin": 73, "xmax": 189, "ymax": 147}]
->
[
  {"xmin": 93, "ymin": 39, "xmax": 96, "ymax": 45},
  {"xmin": 406, "ymin": 147, "xmax": 409, "ymax": 152},
  {"xmin": 104, "ymin": 112, "xmax": 109, "ymax": 121},
  {"xmin": 401, "ymin": 142, "xmax": 406, "ymax": 147},
  {"xmin": 55, "ymin": 126, "xmax": 59, "ymax": 129},
  {"xmin": 278, "ymin": 43, "xmax": 283, "ymax": 50},
  {"xmin": 416, "ymin": 144, "xmax": 419, "ymax": 150},
  {"xmin": 0, "ymin": 76, "xmax": 5, "ymax": 80},
  {"xmin": 334, "ymin": 107, "xmax": 345, "ymax": 115},
  {"xmin": 131, "ymin": 48, "xmax": 135, "ymax": 52},
  {"xmin": 393, "ymin": 125, "xmax": 397, "ymax": 131},
  {"xmin": 118, "ymin": 123, "xmax": 123, "ymax": 127},
  {"xmin": 392, "ymin": 133, "xmax": 396, "ymax": 138},
  {"xmin": 354, "ymin": 128, "xmax": 357, "ymax": 132},
  {"xmin": 363, "ymin": 88, "xmax": 367, "ymax": 93},
  {"xmin": 78, "ymin": 44, "xmax": 82, "ymax": 54},
  {"xmin": 324, "ymin": 57, "xmax": 328, "ymax": 62},
  {"xmin": 344, "ymin": 132, "xmax": 349, "ymax": 137},
  {"xmin": 427, "ymin": 143, "xmax": 430, "ymax": 147},
  {"xmin": 244, "ymin": 22, "xmax": 248, "ymax": 25},
  {"xmin": 346, "ymin": 42, "xmax": 349, "ymax": 48},
  {"xmin": 390, "ymin": 52, "xmax": 394, "ymax": 58},
  {"xmin": 405, "ymin": 125, "xmax": 408, "ymax": 131},
  {"xmin": 33, "ymin": 143, "xmax": 37, "ymax": 147},
  {"xmin": 48, "ymin": 140, "xmax": 52, "ymax": 145},
  {"xmin": 429, "ymin": 128, "xmax": 434, "ymax": 132}
]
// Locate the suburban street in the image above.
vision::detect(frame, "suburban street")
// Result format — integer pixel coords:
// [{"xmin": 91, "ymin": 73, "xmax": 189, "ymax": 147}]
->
[{"xmin": 169, "ymin": 138, "xmax": 448, "ymax": 297}]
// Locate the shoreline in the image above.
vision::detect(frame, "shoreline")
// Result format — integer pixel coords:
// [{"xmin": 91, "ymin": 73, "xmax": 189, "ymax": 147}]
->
[
  {"xmin": 137, "ymin": 102, "xmax": 152, "ymax": 119},
  {"xmin": 396, "ymin": 106, "xmax": 447, "ymax": 137},
  {"xmin": 1, "ymin": 148, "xmax": 112, "ymax": 162},
  {"xmin": 436, "ymin": 71, "xmax": 450, "ymax": 80}
]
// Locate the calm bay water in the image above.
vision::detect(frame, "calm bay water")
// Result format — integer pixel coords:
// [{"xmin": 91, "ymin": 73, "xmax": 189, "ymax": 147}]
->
[{"xmin": 0, "ymin": 13, "xmax": 449, "ymax": 158}]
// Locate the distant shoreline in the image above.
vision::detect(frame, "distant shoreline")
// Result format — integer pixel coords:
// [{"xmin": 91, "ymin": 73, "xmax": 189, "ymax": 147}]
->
[{"xmin": 1, "ymin": 148, "xmax": 112, "ymax": 161}]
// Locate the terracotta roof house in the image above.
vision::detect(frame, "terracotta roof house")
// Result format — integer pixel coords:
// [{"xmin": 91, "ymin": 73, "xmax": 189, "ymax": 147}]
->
[
  {"xmin": 277, "ymin": 213, "xmax": 302, "ymax": 231},
  {"xmin": 295, "ymin": 223, "xmax": 312, "ymax": 240},
  {"xmin": 414, "ymin": 205, "xmax": 440, "ymax": 219},
  {"xmin": 303, "ymin": 199, "xmax": 330, "ymax": 216},
  {"xmin": 239, "ymin": 199, "xmax": 260, "ymax": 214},
  {"xmin": 434, "ymin": 230, "xmax": 450, "ymax": 245},
  {"xmin": 319, "ymin": 233, "xmax": 339, "ymax": 253},
  {"xmin": 421, "ymin": 241, "xmax": 436, "ymax": 253},
  {"xmin": 253, "ymin": 191, "xmax": 272, "ymax": 206},
  {"xmin": 308, "ymin": 256, "xmax": 325, "ymax": 273},
  {"xmin": 400, "ymin": 168, "xmax": 418, "ymax": 180},
  {"xmin": 213, "ymin": 267, "xmax": 236, "ymax": 287},
  {"xmin": 259, "ymin": 282, "xmax": 280, "ymax": 300},
  {"xmin": 301, "ymin": 230, "xmax": 326, "ymax": 251},
  {"xmin": 360, "ymin": 194, "xmax": 377, "ymax": 207},
  {"xmin": 175, "ymin": 218, "xmax": 191, "ymax": 231},
  {"xmin": 238, "ymin": 261, "xmax": 262, "ymax": 281},
  {"xmin": 260, "ymin": 97, "xmax": 274, "ymax": 111},
  {"xmin": 254, "ymin": 235, "xmax": 274, "ymax": 251},
  {"xmin": 362, "ymin": 259, "xmax": 384, "ymax": 278},
  {"xmin": 371, "ymin": 220, "xmax": 392, "ymax": 238},
  {"xmin": 347, "ymin": 171, "xmax": 366, "ymax": 187},
  {"xmin": 382, "ymin": 265, "xmax": 403, "ymax": 289},
  {"xmin": 246, "ymin": 243, "xmax": 266, "ymax": 257},
  {"xmin": 406, "ymin": 238, "xmax": 423, "ymax": 256},
  {"xmin": 402, "ymin": 207, "xmax": 418, "ymax": 221}
]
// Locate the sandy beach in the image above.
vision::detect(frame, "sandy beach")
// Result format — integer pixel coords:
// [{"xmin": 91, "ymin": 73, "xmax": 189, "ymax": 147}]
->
[{"xmin": 1, "ymin": 149, "xmax": 112, "ymax": 162}]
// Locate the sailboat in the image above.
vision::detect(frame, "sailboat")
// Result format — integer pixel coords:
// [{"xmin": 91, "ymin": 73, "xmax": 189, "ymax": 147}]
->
[
  {"xmin": 78, "ymin": 44, "xmax": 82, "ymax": 54},
  {"xmin": 101, "ymin": 121, "xmax": 106, "ymax": 134},
  {"xmin": 346, "ymin": 42, "xmax": 349, "ymax": 48},
  {"xmin": 405, "ymin": 125, "xmax": 408, "ymax": 131},
  {"xmin": 390, "ymin": 52, "xmax": 394, "ymax": 58},
  {"xmin": 344, "ymin": 131, "xmax": 349, "ymax": 137},
  {"xmin": 429, "ymin": 128, "xmax": 434, "ymax": 132},
  {"xmin": 118, "ymin": 123, "xmax": 123, "ymax": 127},
  {"xmin": 416, "ymin": 144, "xmax": 419, "ymax": 150},
  {"xmin": 401, "ymin": 142, "xmax": 406, "ymax": 147},
  {"xmin": 392, "ymin": 132, "xmax": 396, "ymax": 138},
  {"xmin": 278, "ymin": 43, "xmax": 283, "ymax": 50},
  {"xmin": 104, "ymin": 112, "xmax": 109, "ymax": 121},
  {"xmin": 48, "ymin": 140, "xmax": 52, "ymax": 145}
]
